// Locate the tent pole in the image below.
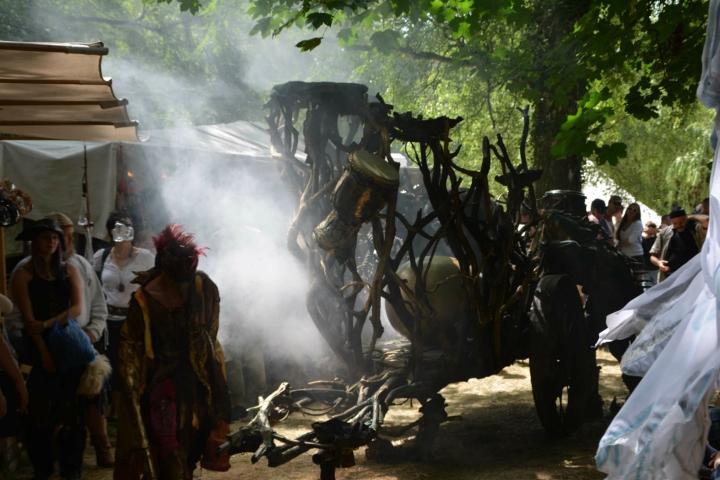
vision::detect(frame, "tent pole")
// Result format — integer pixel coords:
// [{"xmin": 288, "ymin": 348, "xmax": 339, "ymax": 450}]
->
[
  {"xmin": 0, "ymin": 228, "xmax": 6, "ymax": 296},
  {"xmin": 84, "ymin": 146, "xmax": 93, "ymax": 225}
]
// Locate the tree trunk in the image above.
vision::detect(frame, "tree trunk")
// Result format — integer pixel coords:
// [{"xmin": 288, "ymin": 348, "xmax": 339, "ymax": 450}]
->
[
  {"xmin": 529, "ymin": 0, "xmax": 592, "ymax": 195},
  {"xmin": 531, "ymin": 91, "xmax": 584, "ymax": 195}
]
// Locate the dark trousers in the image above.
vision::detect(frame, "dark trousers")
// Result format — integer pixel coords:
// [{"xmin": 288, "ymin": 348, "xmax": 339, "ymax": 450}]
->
[
  {"xmin": 24, "ymin": 365, "xmax": 86, "ymax": 477},
  {"xmin": 106, "ymin": 319, "xmax": 125, "ymax": 391},
  {"xmin": 608, "ymin": 336, "xmax": 642, "ymax": 394}
]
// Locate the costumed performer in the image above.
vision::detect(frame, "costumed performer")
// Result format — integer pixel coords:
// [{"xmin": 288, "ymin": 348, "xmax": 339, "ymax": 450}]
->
[{"xmin": 114, "ymin": 224, "xmax": 231, "ymax": 480}]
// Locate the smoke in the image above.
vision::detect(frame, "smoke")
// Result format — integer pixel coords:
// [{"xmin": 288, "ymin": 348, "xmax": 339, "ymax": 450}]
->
[
  {"xmin": 19, "ymin": 0, "xmax": 382, "ymax": 386},
  {"xmin": 141, "ymin": 142, "xmax": 328, "ymax": 366},
  {"xmin": 242, "ymin": 33, "xmax": 359, "ymax": 93},
  {"xmin": 24, "ymin": 0, "xmax": 361, "ymax": 130}
]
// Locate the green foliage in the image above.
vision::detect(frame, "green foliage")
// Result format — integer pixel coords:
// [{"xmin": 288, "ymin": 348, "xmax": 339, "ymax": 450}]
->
[
  {"xmin": 553, "ymin": 88, "xmax": 628, "ymax": 166},
  {"xmin": 306, "ymin": 12, "xmax": 333, "ymax": 28},
  {"xmin": 625, "ymin": 78, "xmax": 662, "ymax": 121},
  {"xmin": 149, "ymin": 0, "xmax": 204, "ymax": 14},
  {"xmin": 296, "ymin": 37, "xmax": 323, "ymax": 51},
  {"xmin": 587, "ymin": 101, "xmax": 713, "ymax": 214},
  {"xmin": 369, "ymin": 30, "xmax": 401, "ymax": 53},
  {"xmin": 218, "ymin": 0, "xmax": 709, "ymax": 167},
  {"xmin": 9, "ymin": 0, "xmax": 710, "ymax": 210},
  {"xmin": 336, "ymin": 21, "xmax": 526, "ymax": 196}
]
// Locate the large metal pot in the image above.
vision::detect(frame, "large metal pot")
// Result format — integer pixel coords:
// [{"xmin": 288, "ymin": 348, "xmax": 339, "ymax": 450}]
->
[
  {"xmin": 385, "ymin": 256, "xmax": 465, "ymax": 345},
  {"xmin": 542, "ymin": 190, "xmax": 586, "ymax": 217}
]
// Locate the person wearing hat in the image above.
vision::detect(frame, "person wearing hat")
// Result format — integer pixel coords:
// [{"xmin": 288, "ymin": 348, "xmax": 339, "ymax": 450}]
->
[
  {"xmin": 591, "ymin": 199, "xmax": 613, "ymax": 238},
  {"xmin": 649, "ymin": 207, "xmax": 708, "ymax": 283},
  {"xmin": 10, "ymin": 218, "xmax": 86, "ymax": 480},
  {"xmin": 114, "ymin": 224, "xmax": 230, "ymax": 480},
  {"xmin": 6, "ymin": 212, "xmax": 114, "ymax": 468}
]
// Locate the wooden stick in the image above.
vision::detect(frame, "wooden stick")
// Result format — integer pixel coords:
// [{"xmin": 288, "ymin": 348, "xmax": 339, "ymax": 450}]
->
[
  {"xmin": 83, "ymin": 145, "xmax": 93, "ymax": 229},
  {"xmin": 0, "ymin": 228, "xmax": 6, "ymax": 296}
]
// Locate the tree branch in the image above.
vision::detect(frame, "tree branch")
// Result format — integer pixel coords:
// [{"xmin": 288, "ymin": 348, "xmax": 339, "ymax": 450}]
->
[{"xmin": 347, "ymin": 44, "xmax": 477, "ymax": 68}]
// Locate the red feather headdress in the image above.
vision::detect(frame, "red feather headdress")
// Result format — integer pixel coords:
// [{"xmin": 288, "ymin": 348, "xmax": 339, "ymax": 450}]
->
[{"xmin": 153, "ymin": 224, "xmax": 207, "ymax": 268}]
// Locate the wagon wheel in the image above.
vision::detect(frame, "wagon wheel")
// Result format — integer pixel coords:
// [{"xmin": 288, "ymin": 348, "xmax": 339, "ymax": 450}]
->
[{"xmin": 528, "ymin": 274, "xmax": 591, "ymax": 436}]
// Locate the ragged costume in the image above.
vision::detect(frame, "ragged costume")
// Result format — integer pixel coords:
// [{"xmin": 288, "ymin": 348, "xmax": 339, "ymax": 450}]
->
[{"xmin": 114, "ymin": 226, "xmax": 231, "ymax": 480}]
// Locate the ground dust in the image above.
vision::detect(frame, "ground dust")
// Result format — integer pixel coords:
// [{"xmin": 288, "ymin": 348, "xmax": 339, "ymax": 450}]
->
[{"xmin": 15, "ymin": 350, "xmax": 625, "ymax": 479}]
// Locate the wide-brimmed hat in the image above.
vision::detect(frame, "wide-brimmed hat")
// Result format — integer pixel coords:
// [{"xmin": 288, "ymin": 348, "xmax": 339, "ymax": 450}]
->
[
  {"xmin": 44, "ymin": 212, "xmax": 73, "ymax": 228},
  {"xmin": 15, "ymin": 218, "xmax": 66, "ymax": 250}
]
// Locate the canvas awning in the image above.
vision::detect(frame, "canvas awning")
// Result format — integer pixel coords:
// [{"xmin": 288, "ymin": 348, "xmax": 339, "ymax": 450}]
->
[
  {"xmin": 140, "ymin": 121, "xmax": 286, "ymax": 161},
  {"xmin": 0, "ymin": 41, "xmax": 140, "ymax": 141}
]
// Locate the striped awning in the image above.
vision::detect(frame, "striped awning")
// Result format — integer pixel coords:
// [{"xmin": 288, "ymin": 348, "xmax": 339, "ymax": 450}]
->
[{"xmin": 0, "ymin": 41, "xmax": 140, "ymax": 141}]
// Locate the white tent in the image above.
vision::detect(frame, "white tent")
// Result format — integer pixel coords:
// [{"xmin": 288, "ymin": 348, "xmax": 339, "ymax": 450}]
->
[
  {"xmin": 0, "ymin": 120, "xmax": 282, "ymax": 248},
  {"xmin": 0, "ymin": 141, "xmax": 117, "ymax": 237},
  {"xmin": 140, "ymin": 121, "xmax": 286, "ymax": 161},
  {"xmin": 0, "ymin": 118, "xmax": 417, "ymax": 245}
]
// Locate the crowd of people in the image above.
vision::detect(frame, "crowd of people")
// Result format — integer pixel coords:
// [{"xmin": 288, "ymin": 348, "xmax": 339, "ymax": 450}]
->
[
  {"xmin": 588, "ymin": 195, "xmax": 709, "ymax": 287},
  {"xmin": 0, "ymin": 210, "xmax": 237, "ymax": 480},
  {"xmin": 0, "ymin": 200, "xmax": 706, "ymax": 480},
  {"xmin": 0, "ymin": 202, "xmax": 707, "ymax": 480}
]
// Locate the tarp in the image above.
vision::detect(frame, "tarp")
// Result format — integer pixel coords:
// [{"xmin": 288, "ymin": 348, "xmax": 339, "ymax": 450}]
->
[
  {"xmin": 141, "ymin": 121, "xmax": 285, "ymax": 161},
  {"xmin": 0, "ymin": 41, "xmax": 140, "ymax": 141},
  {"xmin": 0, "ymin": 141, "xmax": 117, "ymax": 240},
  {"xmin": 0, "ymin": 120, "xmax": 282, "ymax": 241},
  {"xmin": 0, "ymin": 119, "xmax": 404, "ymax": 243}
]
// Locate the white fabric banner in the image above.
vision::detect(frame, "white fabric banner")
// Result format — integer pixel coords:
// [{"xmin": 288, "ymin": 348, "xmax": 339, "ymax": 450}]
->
[
  {"xmin": 0, "ymin": 140, "xmax": 117, "ymax": 240},
  {"xmin": 596, "ymin": 1, "xmax": 720, "ymax": 476}
]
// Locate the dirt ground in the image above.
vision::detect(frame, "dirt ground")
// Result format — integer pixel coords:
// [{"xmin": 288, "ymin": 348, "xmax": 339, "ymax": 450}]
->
[{"xmin": 10, "ymin": 350, "xmax": 625, "ymax": 480}]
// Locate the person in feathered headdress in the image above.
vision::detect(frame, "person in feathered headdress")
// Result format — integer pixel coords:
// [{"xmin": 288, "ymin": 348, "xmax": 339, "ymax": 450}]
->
[{"xmin": 114, "ymin": 224, "xmax": 231, "ymax": 480}]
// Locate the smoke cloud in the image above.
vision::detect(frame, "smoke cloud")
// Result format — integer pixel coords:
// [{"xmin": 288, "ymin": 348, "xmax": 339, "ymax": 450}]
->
[
  {"xmin": 18, "ymin": 0, "xmax": 389, "ymax": 386},
  {"xmin": 137, "ymin": 143, "xmax": 331, "ymax": 379}
]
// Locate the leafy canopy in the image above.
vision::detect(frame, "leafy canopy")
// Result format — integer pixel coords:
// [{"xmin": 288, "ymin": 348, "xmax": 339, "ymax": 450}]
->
[
  {"xmin": 9, "ymin": 0, "xmax": 709, "ymax": 212},
  {"xmin": 156, "ymin": 0, "xmax": 709, "ymax": 168}
]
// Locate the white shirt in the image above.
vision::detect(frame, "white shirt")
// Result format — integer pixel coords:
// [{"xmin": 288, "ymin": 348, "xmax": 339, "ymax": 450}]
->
[
  {"xmin": 617, "ymin": 219, "xmax": 644, "ymax": 257},
  {"xmin": 93, "ymin": 248, "xmax": 155, "ymax": 321},
  {"xmin": 6, "ymin": 254, "xmax": 108, "ymax": 340}
]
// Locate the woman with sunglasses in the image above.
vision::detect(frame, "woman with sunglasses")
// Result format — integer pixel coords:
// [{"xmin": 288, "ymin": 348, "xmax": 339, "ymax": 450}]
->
[
  {"xmin": 93, "ymin": 211, "xmax": 155, "ymax": 417},
  {"xmin": 615, "ymin": 202, "xmax": 645, "ymax": 277}
]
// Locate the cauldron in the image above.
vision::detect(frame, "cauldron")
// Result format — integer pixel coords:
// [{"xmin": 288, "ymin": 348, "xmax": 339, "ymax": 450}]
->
[{"xmin": 385, "ymin": 256, "xmax": 465, "ymax": 345}]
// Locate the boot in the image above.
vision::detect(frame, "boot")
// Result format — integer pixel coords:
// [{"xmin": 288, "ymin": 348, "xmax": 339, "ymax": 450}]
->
[{"xmin": 91, "ymin": 435, "xmax": 115, "ymax": 468}]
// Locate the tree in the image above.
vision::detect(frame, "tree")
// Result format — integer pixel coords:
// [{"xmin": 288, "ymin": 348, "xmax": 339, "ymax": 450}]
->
[
  {"xmin": 0, "ymin": 0, "xmax": 266, "ymax": 129},
  {"xmin": 587, "ymin": 101, "xmax": 713, "ymax": 215},
  {"xmin": 11, "ymin": 0, "xmax": 710, "ymax": 204},
  {"xmin": 237, "ymin": 0, "xmax": 708, "ymax": 193}
]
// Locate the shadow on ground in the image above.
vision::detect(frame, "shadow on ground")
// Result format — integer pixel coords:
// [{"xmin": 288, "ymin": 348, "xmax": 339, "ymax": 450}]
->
[{"xmin": 10, "ymin": 351, "xmax": 625, "ymax": 480}]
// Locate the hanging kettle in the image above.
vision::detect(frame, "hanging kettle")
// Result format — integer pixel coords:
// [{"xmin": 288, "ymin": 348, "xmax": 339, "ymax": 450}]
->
[{"xmin": 0, "ymin": 198, "xmax": 20, "ymax": 227}]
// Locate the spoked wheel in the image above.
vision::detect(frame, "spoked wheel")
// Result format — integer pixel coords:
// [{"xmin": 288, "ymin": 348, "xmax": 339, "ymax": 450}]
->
[{"xmin": 528, "ymin": 275, "xmax": 592, "ymax": 436}]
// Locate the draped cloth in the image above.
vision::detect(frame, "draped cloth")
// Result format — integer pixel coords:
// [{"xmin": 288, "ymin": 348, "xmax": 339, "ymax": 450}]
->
[{"xmin": 595, "ymin": 3, "xmax": 720, "ymax": 477}]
